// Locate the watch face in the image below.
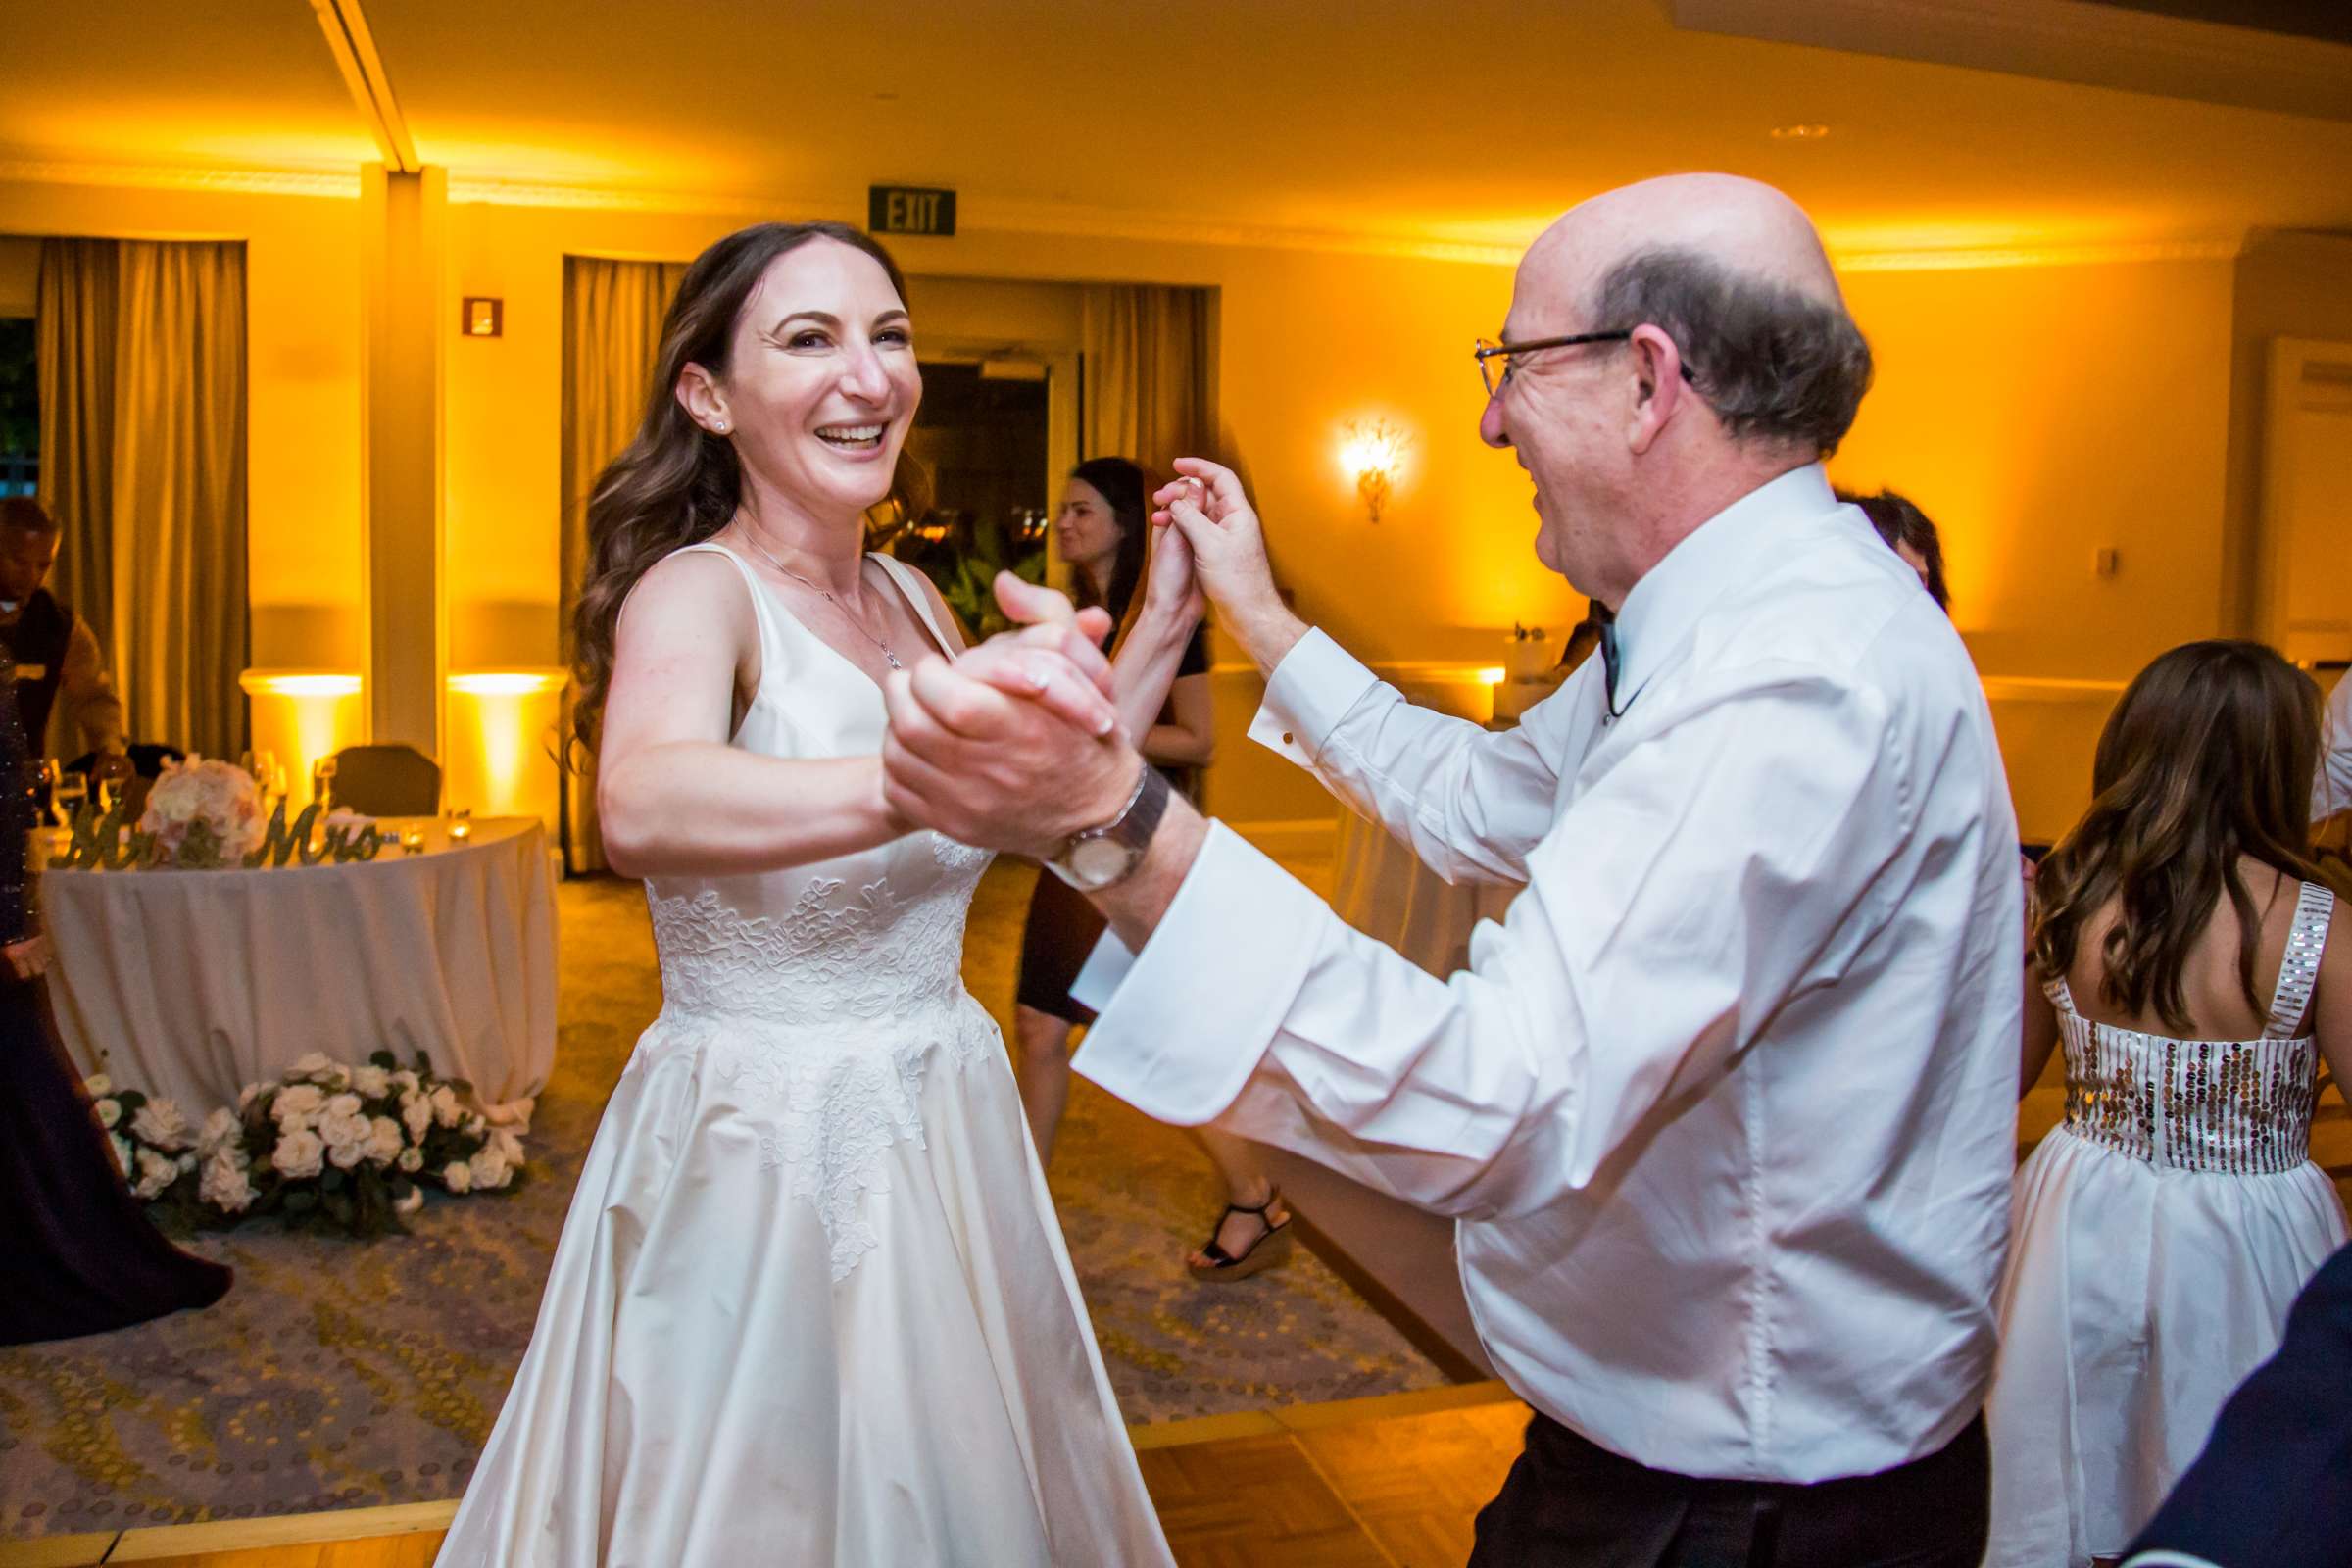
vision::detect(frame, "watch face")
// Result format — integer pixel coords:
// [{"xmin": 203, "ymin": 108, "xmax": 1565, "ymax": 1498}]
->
[{"xmin": 1067, "ymin": 835, "xmax": 1134, "ymax": 889}]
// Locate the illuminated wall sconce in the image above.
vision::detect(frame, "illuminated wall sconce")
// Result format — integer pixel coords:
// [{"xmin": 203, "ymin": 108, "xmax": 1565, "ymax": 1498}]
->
[
  {"xmin": 237, "ymin": 669, "xmax": 365, "ymax": 808},
  {"xmin": 445, "ymin": 668, "xmax": 570, "ymax": 835},
  {"xmin": 461, "ymin": 297, "xmax": 504, "ymax": 337},
  {"xmin": 1339, "ymin": 419, "xmax": 1408, "ymax": 523}
]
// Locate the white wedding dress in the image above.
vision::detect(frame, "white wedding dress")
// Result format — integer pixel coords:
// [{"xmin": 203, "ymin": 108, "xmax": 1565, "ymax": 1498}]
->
[{"xmin": 439, "ymin": 544, "xmax": 1172, "ymax": 1566}]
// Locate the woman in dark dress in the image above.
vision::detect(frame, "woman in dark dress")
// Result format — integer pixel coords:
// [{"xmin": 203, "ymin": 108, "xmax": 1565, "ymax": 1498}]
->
[
  {"xmin": 0, "ymin": 657, "xmax": 230, "ymax": 1344},
  {"xmin": 1012, "ymin": 458, "xmax": 1295, "ymax": 1281}
]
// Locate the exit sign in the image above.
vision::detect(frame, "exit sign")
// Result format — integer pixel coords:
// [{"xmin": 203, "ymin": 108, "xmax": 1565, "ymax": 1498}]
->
[{"xmin": 869, "ymin": 185, "xmax": 956, "ymax": 237}]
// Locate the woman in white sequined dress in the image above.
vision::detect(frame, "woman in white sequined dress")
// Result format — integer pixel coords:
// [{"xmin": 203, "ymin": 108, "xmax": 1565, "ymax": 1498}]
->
[
  {"xmin": 1986, "ymin": 640, "xmax": 2350, "ymax": 1567},
  {"xmin": 439, "ymin": 222, "xmax": 1187, "ymax": 1565}
]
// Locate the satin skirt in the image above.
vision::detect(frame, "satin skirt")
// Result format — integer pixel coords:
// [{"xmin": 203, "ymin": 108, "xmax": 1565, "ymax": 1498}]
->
[
  {"xmin": 438, "ymin": 1003, "xmax": 1172, "ymax": 1566},
  {"xmin": 1984, "ymin": 1124, "xmax": 2348, "ymax": 1566}
]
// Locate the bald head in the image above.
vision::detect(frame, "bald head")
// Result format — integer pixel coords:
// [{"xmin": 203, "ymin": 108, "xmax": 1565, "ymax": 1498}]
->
[
  {"xmin": 1530, "ymin": 174, "xmax": 1842, "ymax": 319},
  {"xmin": 1510, "ymin": 172, "xmax": 1871, "ymax": 461}
]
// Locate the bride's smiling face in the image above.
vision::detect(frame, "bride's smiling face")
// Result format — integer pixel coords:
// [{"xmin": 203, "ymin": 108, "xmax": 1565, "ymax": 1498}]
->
[{"xmin": 698, "ymin": 237, "xmax": 921, "ymax": 518}]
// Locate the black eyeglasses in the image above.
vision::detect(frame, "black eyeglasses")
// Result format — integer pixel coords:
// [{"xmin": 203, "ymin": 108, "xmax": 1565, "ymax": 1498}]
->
[{"xmin": 1474, "ymin": 332, "xmax": 1697, "ymax": 400}]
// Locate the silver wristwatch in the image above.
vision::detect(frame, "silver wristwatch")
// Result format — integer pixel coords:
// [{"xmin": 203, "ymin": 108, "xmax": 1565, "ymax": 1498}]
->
[{"xmin": 1045, "ymin": 764, "xmax": 1170, "ymax": 892}]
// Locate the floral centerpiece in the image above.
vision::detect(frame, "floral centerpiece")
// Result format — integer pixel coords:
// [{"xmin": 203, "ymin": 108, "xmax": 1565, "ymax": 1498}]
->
[
  {"xmin": 86, "ymin": 1051, "xmax": 523, "ymax": 1238},
  {"xmin": 137, "ymin": 756, "xmax": 270, "ymax": 864}
]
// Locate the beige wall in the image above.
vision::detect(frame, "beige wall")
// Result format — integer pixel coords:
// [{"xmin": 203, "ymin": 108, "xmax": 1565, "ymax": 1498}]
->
[
  {"xmin": 0, "ymin": 235, "xmax": 39, "ymax": 315},
  {"xmin": 0, "ymin": 173, "xmax": 2273, "ymax": 841},
  {"xmin": 1833, "ymin": 256, "xmax": 2238, "ymax": 841}
]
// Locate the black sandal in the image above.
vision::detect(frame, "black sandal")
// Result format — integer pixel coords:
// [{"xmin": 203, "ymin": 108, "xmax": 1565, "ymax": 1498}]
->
[{"xmin": 1187, "ymin": 1192, "xmax": 1294, "ymax": 1282}]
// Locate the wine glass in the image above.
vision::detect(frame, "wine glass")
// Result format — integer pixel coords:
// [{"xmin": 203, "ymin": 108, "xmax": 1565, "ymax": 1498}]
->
[
  {"xmin": 53, "ymin": 767, "xmax": 87, "ymax": 828},
  {"xmin": 91, "ymin": 752, "xmax": 133, "ymax": 815},
  {"xmin": 313, "ymin": 755, "xmax": 338, "ymax": 812}
]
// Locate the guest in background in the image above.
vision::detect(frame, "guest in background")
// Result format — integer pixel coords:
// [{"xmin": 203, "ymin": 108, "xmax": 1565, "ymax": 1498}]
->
[
  {"xmin": 0, "ymin": 499, "xmax": 124, "ymax": 760},
  {"xmin": 1840, "ymin": 486, "xmax": 1949, "ymax": 610},
  {"xmin": 2121, "ymin": 1241, "xmax": 2352, "ymax": 1568},
  {"xmin": 0, "ymin": 652, "xmax": 229, "ymax": 1344},
  {"xmin": 1012, "ymin": 460, "xmax": 1288, "ymax": 1278},
  {"xmin": 1988, "ymin": 639, "xmax": 2349, "ymax": 1565}
]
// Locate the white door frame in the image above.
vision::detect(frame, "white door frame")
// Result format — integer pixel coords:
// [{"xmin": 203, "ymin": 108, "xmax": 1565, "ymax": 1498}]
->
[{"xmin": 2261, "ymin": 337, "xmax": 2352, "ymax": 664}]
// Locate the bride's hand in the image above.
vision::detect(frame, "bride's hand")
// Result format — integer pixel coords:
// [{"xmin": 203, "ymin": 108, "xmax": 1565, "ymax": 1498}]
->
[{"xmin": 1140, "ymin": 501, "xmax": 1205, "ymax": 627}]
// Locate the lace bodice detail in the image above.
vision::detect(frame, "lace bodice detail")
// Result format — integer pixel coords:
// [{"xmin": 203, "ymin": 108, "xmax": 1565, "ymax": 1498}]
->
[
  {"xmin": 634, "ymin": 542, "xmax": 999, "ymax": 1280},
  {"xmin": 2051, "ymin": 880, "xmax": 2333, "ymax": 1176},
  {"xmin": 649, "ymin": 832, "xmax": 992, "ymax": 1026}
]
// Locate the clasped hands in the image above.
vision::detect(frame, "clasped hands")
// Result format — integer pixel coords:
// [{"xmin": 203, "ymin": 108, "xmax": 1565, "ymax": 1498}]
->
[{"xmin": 880, "ymin": 459, "xmax": 1275, "ymax": 858}]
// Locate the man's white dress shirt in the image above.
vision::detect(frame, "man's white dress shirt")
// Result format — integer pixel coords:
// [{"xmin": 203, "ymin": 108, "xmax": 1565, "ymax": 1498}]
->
[
  {"xmin": 1073, "ymin": 465, "xmax": 2023, "ymax": 1484},
  {"xmin": 2314, "ymin": 671, "xmax": 2352, "ymax": 823}
]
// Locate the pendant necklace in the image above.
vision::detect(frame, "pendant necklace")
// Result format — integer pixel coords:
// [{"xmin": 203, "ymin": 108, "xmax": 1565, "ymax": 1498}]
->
[{"xmin": 740, "ymin": 534, "xmax": 905, "ymax": 670}]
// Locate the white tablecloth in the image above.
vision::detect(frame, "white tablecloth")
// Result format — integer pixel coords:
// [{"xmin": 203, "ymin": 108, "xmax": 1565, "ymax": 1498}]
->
[
  {"xmin": 1331, "ymin": 808, "xmax": 1518, "ymax": 979},
  {"xmin": 45, "ymin": 816, "xmax": 558, "ymax": 1123}
]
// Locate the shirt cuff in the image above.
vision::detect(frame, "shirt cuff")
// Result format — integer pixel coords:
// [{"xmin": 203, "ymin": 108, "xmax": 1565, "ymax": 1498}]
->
[
  {"xmin": 1069, "ymin": 819, "xmax": 1327, "ymax": 1125},
  {"xmin": 1246, "ymin": 627, "xmax": 1381, "ymax": 771}
]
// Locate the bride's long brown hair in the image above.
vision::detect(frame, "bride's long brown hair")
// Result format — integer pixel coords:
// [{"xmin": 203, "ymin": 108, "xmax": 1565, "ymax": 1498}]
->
[
  {"xmin": 570, "ymin": 220, "xmax": 917, "ymax": 749},
  {"xmin": 2032, "ymin": 639, "xmax": 2327, "ymax": 1032}
]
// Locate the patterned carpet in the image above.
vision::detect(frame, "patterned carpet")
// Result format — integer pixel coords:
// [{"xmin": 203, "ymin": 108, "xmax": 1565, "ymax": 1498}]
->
[{"xmin": 0, "ymin": 858, "xmax": 1443, "ymax": 1537}]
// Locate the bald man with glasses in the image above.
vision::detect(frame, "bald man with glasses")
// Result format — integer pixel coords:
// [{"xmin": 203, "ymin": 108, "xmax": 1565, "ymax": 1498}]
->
[{"xmin": 882, "ymin": 174, "xmax": 2020, "ymax": 1566}]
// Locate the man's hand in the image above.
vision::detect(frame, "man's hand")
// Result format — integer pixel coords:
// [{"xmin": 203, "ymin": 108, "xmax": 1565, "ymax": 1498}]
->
[
  {"xmin": 882, "ymin": 651, "xmax": 1142, "ymax": 859},
  {"xmin": 1152, "ymin": 459, "xmax": 1307, "ymax": 672}
]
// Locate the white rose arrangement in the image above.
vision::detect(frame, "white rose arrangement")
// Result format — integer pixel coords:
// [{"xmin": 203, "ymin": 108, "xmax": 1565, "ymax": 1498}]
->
[
  {"xmin": 83, "ymin": 1080, "xmax": 197, "ymax": 1199},
  {"xmin": 84, "ymin": 1050, "xmax": 522, "ymax": 1238}
]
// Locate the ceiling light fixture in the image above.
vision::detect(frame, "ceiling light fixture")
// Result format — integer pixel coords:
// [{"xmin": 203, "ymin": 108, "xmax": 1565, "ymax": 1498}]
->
[{"xmin": 1769, "ymin": 123, "xmax": 1831, "ymax": 141}]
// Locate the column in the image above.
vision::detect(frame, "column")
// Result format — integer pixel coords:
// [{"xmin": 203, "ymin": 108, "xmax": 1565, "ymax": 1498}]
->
[{"xmin": 359, "ymin": 163, "xmax": 447, "ymax": 756}]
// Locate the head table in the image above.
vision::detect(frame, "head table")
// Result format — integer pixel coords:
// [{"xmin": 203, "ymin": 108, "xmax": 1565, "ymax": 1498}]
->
[
  {"xmin": 42, "ymin": 816, "xmax": 558, "ymax": 1127},
  {"xmin": 1330, "ymin": 704, "xmax": 1523, "ymax": 977},
  {"xmin": 1331, "ymin": 808, "xmax": 1517, "ymax": 979}
]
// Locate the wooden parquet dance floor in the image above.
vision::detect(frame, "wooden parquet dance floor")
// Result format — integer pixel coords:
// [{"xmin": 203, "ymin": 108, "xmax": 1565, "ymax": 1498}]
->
[{"xmin": 3, "ymin": 1383, "xmax": 1529, "ymax": 1568}]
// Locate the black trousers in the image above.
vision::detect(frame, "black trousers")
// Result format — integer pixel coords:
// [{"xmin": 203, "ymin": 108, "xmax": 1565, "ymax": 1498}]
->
[{"xmin": 1467, "ymin": 1411, "xmax": 1988, "ymax": 1568}]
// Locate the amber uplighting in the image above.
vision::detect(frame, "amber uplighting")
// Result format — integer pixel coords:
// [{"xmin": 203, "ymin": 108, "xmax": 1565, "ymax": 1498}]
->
[
  {"xmin": 238, "ymin": 669, "xmax": 364, "ymax": 808},
  {"xmin": 445, "ymin": 668, "xmax": 569, "ymax": 834}
]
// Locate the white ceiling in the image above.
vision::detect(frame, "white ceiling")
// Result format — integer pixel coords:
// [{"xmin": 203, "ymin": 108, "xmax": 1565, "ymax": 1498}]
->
[{"xmin": 6, "ymin": 0, "xmax": 2352, "ymax": 258}]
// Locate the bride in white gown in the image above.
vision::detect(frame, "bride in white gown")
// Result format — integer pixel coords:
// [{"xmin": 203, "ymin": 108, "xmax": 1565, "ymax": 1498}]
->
[{"xmin": 438, "ymin": 221, "xmax": 1184, "ymax": 1566}]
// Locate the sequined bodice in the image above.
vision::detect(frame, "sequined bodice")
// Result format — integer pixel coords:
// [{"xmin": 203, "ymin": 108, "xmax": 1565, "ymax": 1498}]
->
[{"xmin": 2053, "ymin": 880, "xmax": 2332, "ymax": 1176}]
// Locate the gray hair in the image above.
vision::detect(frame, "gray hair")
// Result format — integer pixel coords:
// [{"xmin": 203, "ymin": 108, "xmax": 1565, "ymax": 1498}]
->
[{"xmin": 1592, "ymin": 248, "xmax": 1873, "ymax": 457}]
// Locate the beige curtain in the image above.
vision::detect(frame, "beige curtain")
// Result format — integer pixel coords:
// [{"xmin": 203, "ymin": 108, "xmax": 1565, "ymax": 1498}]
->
[
  {"xmin": 560, "ymin": 256, "xmax": 687, "ymax": 874},
  {"xmin": 1080, "ymin": 284, "xmax": 1214, "ymax": 473},
  {"xmin": 38, "ymin": 238, "xmax": 247, "ymax": 760}
]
